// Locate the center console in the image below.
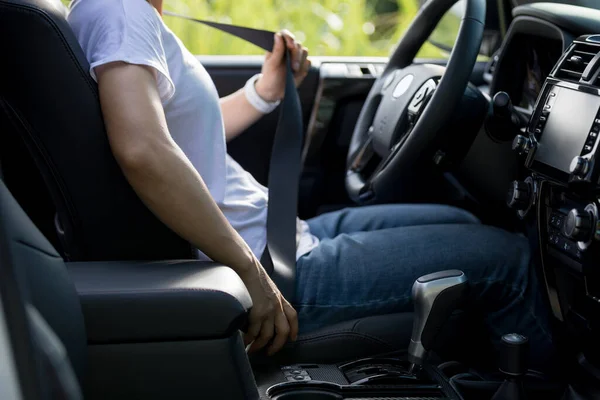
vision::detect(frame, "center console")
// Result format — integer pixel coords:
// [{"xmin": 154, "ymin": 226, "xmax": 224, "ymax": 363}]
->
[
  {"xmin": 253, "ymin": 270, "xmax": 563, "ymax": 400},
  {"xmin": 258, "ymin": 360, "xmax": 460, "ymax": 399},
  {"xmin": 509, "ymin": 35, "xmax": 600, "ymax": 378},
  {"xmin": 256, "ymin": 270, "xmax": 470, "ymax": 399}
]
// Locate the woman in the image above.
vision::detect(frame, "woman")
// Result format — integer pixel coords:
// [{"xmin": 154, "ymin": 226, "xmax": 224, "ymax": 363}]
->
[{"xmin": 67, "ymin": 0, "xmax": 553, "ymax": 368}]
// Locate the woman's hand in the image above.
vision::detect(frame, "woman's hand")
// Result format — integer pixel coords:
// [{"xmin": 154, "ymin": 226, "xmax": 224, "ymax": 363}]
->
[
  {"xmin": 239, "ymin": 259, "xmax": 299, "ymax": 355},
  {"xmin": 255, "ymin": 30, "xmax": 311, "ymax": 102}
]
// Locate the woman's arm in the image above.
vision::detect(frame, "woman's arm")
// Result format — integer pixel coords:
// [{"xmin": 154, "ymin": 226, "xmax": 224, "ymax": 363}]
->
[
  {"xmin": 221, "ymin": 32, "xmax": 310, "ymax": 142},
  {"xmin": 96, "ymin": 61, "xmax": 297, "ymax": 355}
]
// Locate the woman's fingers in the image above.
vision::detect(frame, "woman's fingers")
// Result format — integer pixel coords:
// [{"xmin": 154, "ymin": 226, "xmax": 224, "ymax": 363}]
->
[
  {"xmin": 268, "ymin": 33, "xmax": 285, "ymax": 61},
  {"xmin": 283, "ymin": 301, "xmax": 299, "ymax": 341},
  {"xmin": 300, "ymin": 47, "xmax": 309, "ymax": 72},
  {"xmin": 268, "ymin": 306, "xmax": 292, "ymax": 355},
  {"xmin": 244, "ymin": 315, "xmax": 262, "ymax": 346},
  {"xmin": 280, "ymin": 30, "xmax": 302, "ymax": 71},
  {"xmin": 248, "ymin": 317, "xmax": 275, "ymax": 353}
]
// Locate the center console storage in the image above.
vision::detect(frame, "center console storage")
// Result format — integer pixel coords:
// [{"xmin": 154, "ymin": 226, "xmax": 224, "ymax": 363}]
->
[
  {"xmin": 258, "ymin": 357, "xmax": 460, "ymax": 399},
  {"xmin": 67, "ymin": 261, "xmax": 258, "ymax": 400}
]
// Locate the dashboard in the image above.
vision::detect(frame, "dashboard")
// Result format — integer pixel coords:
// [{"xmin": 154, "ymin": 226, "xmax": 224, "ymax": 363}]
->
[{"xmin": 459, "ymin": 2, "xmax": 600, "ymax": 383}]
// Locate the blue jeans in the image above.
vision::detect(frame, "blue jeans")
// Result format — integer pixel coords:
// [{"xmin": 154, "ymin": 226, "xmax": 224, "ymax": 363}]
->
[{"xmin": 295, "ymin": 204, "xmax": 553, "ymax": 369}]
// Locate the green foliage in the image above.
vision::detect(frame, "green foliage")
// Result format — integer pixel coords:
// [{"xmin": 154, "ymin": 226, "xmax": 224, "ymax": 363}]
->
[
  {"xmin": 62, "ymin": 0, "xmax": 466, "ymax": 58},
  {"xmin": 162, "ymin": 0, "xmax": 454, "ymax": 58}
]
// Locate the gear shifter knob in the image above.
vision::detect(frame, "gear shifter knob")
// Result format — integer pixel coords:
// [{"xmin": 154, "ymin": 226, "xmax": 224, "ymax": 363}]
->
[{"xmin": 408, "ymin": 270, "xmax": 468, "ymax": 366}]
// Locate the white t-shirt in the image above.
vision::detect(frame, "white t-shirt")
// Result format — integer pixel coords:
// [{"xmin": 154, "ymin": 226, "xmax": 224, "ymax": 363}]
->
[{"xmin": 67, "ymin": 0, "xmax": 319, "ymax": 260}]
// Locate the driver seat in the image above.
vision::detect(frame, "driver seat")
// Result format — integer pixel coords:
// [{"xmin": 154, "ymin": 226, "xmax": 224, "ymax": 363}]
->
[{"xmin": 0, "ymin": 0, "xmax": 453, "ymax": 364}]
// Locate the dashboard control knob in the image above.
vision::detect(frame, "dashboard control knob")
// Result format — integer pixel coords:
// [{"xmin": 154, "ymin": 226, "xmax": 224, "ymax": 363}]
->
[
  {"xmin": 506, "ymin": 180, "xmax": 531, "ymax": 211},
  {"xmin": 563, "ymin": 209, "xmax": 593, "ymax": 242},
  {"xmin": 493, "ymin": 92, "xmax": 512, "ymax": 116},
  {"xmin": 512, "ymin": 135, "xmax": 532, "ymax": 155},
  {"xmin": 570, "ymin": 156, "xmax": 589, "ymax": 177},
  {"xmin": 485, "ymin": 92, "xmax": 528, "ymax": 141}
]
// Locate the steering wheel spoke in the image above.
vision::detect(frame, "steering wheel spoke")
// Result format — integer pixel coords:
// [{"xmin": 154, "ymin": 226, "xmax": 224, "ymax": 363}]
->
[
  {"xmin": 350, "ymin": 135, "xmax": 376, "ymax": 173},
  {"xmin": 346, "ymin": 0, "xmax": 486, "ymax": 204}
]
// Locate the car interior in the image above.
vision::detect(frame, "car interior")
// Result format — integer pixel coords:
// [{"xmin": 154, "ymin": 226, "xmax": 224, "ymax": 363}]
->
[{"xmin": 1, "ymin": 0, "xmax": 600, "ymax": 398}]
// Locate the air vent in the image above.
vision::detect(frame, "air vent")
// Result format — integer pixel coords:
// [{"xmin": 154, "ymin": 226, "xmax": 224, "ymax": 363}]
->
[{"xmin": 555, "ymin": 42, "xmax": 600, "ymax": 82}]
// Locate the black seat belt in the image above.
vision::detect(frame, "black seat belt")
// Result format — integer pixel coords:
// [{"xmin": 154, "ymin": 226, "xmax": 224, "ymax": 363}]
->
[{"xmin": 163, "ymin": 12, "xmax": 303, "ymax": 302}]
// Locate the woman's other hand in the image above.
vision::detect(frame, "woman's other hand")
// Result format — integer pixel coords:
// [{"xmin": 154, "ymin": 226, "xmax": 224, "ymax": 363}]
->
[
  {"xmin": 255, "ymin": 30, "xmax": 310, "ymax": 102},
  {"xmin": 239, "ymin": 259, "xmax": 299, "ymax": 355}
]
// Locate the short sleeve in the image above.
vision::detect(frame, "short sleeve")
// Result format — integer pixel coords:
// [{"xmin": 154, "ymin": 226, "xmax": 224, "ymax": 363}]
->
[{"xmin": 68, "ymin": 0, "xmax": 175, "ymax": 103}]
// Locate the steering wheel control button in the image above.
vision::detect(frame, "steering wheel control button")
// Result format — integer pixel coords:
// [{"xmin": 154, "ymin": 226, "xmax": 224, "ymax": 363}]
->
[
  {"xmin": 506, "ymin": 180, "xmax": 531, "ymax": 211},
  {"xmin": 563, "ymin": 209, "xmax": 594, "ymax": 242},
  {"xmin": 569, "ymin": 156, "xmax": 589, "ymax": 177},
  {"xmin": 392, "ymin": 74, "xmax": 414, "ymax": 98},
  {"xmin": 408, "ymin": 79, "xmax": 437, "ymax": 114}
]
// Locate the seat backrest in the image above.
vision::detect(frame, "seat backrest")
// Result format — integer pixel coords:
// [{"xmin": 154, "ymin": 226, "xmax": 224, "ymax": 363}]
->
[
  {"xmin": 0, "ymin": 178, "xmax": 86, "ymax": 389},
  {"xmin": 0, "ymin": 0, "xmax": 194, "ymax": 261}
]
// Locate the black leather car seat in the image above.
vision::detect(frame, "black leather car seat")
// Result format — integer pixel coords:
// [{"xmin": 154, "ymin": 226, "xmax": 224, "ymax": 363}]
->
[
  {"xmin": 0, "ymin": 0, "xmax": 193, "ymax": 262},
  {"xmin": 0, "ymin": 0, "xmax": 425, "ymax": 364},
  {"xmin": 0, "ymin": 180, "xmax": 87, "ymax": 391}
]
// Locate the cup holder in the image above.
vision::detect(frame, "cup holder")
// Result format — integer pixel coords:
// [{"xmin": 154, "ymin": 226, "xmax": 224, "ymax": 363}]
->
[{"xmin": 270, "ymin": 390, "xmax": 342, "ymax": 400}]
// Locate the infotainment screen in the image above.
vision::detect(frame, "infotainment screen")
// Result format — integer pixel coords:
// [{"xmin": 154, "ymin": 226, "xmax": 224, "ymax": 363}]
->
[{"xmin": 534, "ymin": 87, "xmax": 600, "ymax": 174}]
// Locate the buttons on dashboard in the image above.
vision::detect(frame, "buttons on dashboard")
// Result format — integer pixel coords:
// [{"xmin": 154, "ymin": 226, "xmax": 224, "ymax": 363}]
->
[
  {"xmin": 583, "ymin": 122, "xmax": 600, "ymax": 155},
  {"xmin": 550, "ymin": 213, "xmax": 565, "ymax": 229},
  {"xmin": 579, "ymin": 112, "xmax": 600, "ymax": 158},
  {"xmin": 547, "ymin": 211, "xmax": 584, "ymax": 260},
  {"xmin": 281, "ymin": 366, "xmax": 312, "ymax": 382}
]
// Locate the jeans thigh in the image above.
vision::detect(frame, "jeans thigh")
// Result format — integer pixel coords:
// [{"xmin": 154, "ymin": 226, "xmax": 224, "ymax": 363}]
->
[
  {"xmin": 294, "ymin": 223, "xmax": 553, "ymax": 371},
  {"xmin": 307, "ymin": 204, "xmax": 480, "ymax": 240},
  {"xmin": 295, "ymin": 224, "xmax": 531, "ymax": 333}
]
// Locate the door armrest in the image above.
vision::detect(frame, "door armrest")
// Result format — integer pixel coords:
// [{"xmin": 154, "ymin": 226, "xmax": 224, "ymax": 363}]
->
[{"xmin": 67, "ymin": 261, "xmax": 251, "ymax": 343}]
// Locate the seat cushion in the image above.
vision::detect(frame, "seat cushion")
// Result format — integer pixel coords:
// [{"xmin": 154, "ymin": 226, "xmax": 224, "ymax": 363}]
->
[
  {"xmin": 251, "ymin": 309, "xmax": 490, "ymax": 367},
  {"xmin": 67, "ymin": 261, "xmax": 252, "ymax": 343},
  {"xmin": 251, "ymin": 313, "xmax": 413, "ymax": 367}
]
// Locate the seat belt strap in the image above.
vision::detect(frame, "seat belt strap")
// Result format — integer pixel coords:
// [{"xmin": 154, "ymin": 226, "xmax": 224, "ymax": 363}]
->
[{"xmin": 163, "ymin": 12, "xmax": 302, "ymax": 302}]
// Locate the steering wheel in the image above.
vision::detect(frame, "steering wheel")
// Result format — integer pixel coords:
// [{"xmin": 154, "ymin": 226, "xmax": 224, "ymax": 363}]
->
[{"xmin": 346, "ymin": 0, "xmax": 486, "ymax": 204}]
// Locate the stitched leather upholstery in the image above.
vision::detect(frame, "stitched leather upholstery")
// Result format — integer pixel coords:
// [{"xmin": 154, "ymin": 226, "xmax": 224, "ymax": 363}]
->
[
  {"xmin": 67, "ymin": 261, "xmax": 252, "ymax": 342},
  {"xmin": 0, "ymin": 180, "xmax": 87, "ymax": 386}
]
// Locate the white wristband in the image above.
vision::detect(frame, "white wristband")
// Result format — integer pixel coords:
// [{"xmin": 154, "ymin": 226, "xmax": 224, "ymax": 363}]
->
[{"xmin": 244, "ymin": 74, "xmax": 281, "ymax": 114}]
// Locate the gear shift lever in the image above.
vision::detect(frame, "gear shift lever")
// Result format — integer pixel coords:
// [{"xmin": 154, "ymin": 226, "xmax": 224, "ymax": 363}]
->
[{"xmin": 408, "ymin": 270, "xmax": 468, "ymax": 370}]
